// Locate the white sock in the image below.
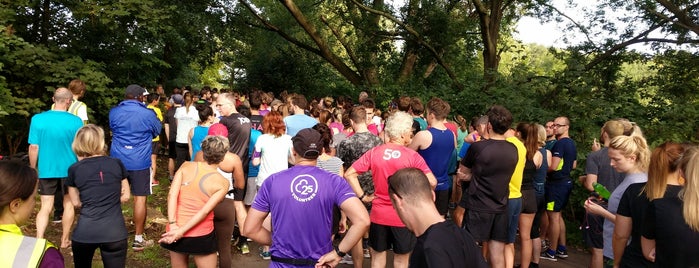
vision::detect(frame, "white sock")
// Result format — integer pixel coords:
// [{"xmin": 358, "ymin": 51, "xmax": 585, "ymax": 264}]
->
[{"xmin": 135, "ymin": 235, "xmax": 143, "ymax": 242}]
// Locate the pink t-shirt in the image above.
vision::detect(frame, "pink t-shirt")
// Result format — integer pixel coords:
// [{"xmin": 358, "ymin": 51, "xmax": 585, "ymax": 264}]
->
[{"xmin": 351, "ymin": 143, "xmax": 432, "ymax": 227}]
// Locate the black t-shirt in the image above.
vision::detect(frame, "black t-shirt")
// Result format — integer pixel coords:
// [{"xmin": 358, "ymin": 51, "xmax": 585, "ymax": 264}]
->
[
  {"xmin": 65, "ymin": 156, "xmax": 129, "ymax": 243},
  {"xmin": 219, "ymin": 113, "xmax": 252, "ymax": 171},
  {"xmin": 410, "ymin": 221, "xmax": 487, "ymax": 268},
  {"xmin": 460, "ymin": 139, "xmax": 518, "ymax": 213},
  {"xmin": 250, "ymin": 114, "xmax": 263, "ymax": 132},
  {"xmin": 616, "ymin": 183, "xmax": 653, "ymax": 267},
  {"xmin": 642, "ymin": 185, "xmax": 699, "ymax": 268},
  {"xmin": 164, "ymin": 106, "xmax": 178, "ymax": 142}
]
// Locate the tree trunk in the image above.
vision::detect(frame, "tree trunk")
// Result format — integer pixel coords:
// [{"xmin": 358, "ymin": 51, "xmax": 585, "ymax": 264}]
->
[{"xmin": 473, "ymin": 0, "xmax": 503, "ymax": 89}]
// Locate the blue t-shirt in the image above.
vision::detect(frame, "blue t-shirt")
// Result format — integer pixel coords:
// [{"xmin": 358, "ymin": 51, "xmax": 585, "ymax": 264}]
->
[
  {"xmin": 550, "ymin": 137, "xmax": 576, "ymax": 181},
  {"xmin": 251, "ymin": 165, "xmax": 355, "ymax": 267},
  {"xmin": 28, "ymin": 110, "xmax": 82, "ymax": 178},
  {"xmin": 190, "ymin": 125, "xmax": 209, "ymax": 159},
  {"xmin": 284, "ymin": 114, "xmax": 318, "ymax": 137}
]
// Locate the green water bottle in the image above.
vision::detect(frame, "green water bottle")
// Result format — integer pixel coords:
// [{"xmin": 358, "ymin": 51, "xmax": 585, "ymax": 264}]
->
[{"xmin": 593, "ymin": 182, "xmax": 611, "ymax": 201}]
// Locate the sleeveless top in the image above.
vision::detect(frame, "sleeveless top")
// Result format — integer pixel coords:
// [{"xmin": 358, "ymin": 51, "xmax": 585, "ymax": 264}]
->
[
  {"xmin": 418, "ymin": 128, "xmax": 455, "ymax": 191},
  {"xmin": 175, "ymin": 162, "xmax": 218, "ymax": 237},
  {"xmin": 522, "ymin": 158, "xmax": 536, "ymax": 190},
  {"xmin": 190, "ymin": 125, "xmax": 209, "ymax": 159},
  {"xmin": 533, "ymin": 147, "xmax": 548, "ymax": 196}
]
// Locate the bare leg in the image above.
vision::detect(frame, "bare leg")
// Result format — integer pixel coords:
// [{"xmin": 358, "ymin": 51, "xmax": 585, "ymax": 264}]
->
[
  {"xmin": 453, "ymin": 206, "xmax": 465, "ymax": 227},
  {"xmin": 150, "ymin": 154, "xmax": 157, "ymax": 183},
  {"xmin": 350, "ymin": 240, "xmax": 363, "ymax": 268},
  {"xmin": 169, "ymin": 251, "xmax": 189, "ymax": 268},
  {"xmin": 61, "ymin": 195, "xmax": 75, "ymax": 248},
  {"xmin": 393, "ymin": 252, "xmax": 411, "ymax": 268},
  {"xmin": 540, "ymin": 211, "xmax": 549, "ymax": 243},
  {"xmin": 36, "ymin": 195, "xmax": 55, "ymax": 239},
  {"xmin": 532, "ymin": 237, "xmax": 542, "ymax": 264},
  {"xmin": 193, "ymin": 253, "xmax": 218, "ymax": 268},
  {"xmin": 489, "ymin": 240, "xmax": 506, "ymax": 268},
  {"xmin": 559, "ymin": 216, "xmax": 567, "ymax": 250},
  {"xmin": 519, "ymin": 213, "xmax": 535, "ymax": 268},
  {"xmin": 505, "ymin": 243, "xmax": 515, "ymax": 268},
  {"xmin": 548, "ymin": 211, "xmax": 561, "ymax": 254},
  {"xmin": 590, "ymin": 248, "xmax": 603, "ymax": 268},
  {"xmin": 134, "ymin": 196, "xmax": 147, "ymax": 236},
  {"xmin": 168, "ymin": 158, "xmax": 175, "ymax": 179},
  {"xmin": 370, "ymin": 248, "xmax": 387, "ymax": 268}
]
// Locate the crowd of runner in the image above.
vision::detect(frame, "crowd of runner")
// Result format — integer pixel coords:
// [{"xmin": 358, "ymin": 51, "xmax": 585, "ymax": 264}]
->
[{"xmin": 1, "ymin": 81, "xmax": 698, "ymax": 268}]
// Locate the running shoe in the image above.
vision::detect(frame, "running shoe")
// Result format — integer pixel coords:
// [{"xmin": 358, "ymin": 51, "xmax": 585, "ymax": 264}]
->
[
  {"xmin": 51, "ymin": 215, "xmax": 62, "ymax": 223},
  {"xmin": 259, "ymin": 247, "xmax": 271, "ymax": 260},
  {"xmin": 339, "ymin": 255, "xmax": 354, "ymax": 264},
  {"xmin": 556, "ymin": 249, "xmax": 569, "ymax": 259},
  {"xmin": 363, "ymin": 248, "xmax": 370, "ymax": 258},
  {"xmin": 540, "ymin": 250, "xmax": 557, "ymax": 262},
  {"xmin": 238, "ymin": 242, "xmax": 250, "ymax": 254},
  {"xmin": 132, "ymin": 239, "xmax": 154, "ymax": 252}
]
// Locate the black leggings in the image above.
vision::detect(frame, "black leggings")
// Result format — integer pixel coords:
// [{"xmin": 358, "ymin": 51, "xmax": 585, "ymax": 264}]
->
[
  {"xmin": 72, "ymin": 239, "xmax": 127, "ymax": 268},
  {"xmin": 214, "ymin": 198, "xmax": 236, "ymax": 268},
  {"xmin": 175, "ymin": 142, "xmax": 190, "ymax": 171}
]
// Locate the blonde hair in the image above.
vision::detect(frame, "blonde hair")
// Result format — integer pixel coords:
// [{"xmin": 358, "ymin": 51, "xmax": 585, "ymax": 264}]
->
[
  {"xmin": 680, "ymin": 145, "xmax": 699, "ymax": 232},
  {"xmin": 201, "ymin": 135, "xmax": 230, "ymax": 165},
  {"xmin": 384, "ymin": 111, "xmax": 413, "ymax": 140},
  {"xmin": 608, "ymin": 135, "xmax": 650, "ymax": 172},
  {"xmin": 602, "ymin": 119, "xmax": 643, "ymax": 142},
  {"xmin": 536, "ymin": 123, "xmax": 546, "ymax": 147},
  {"xmin": 645, "ymin": 142, "xmax": 684, "ymax": 200},
  {"xmin": 72, "ymin": 124, "xmax": 106, "ymax": 157}
]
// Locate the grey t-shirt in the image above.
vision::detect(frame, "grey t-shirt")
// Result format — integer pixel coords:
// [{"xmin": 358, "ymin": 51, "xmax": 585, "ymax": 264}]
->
[{"xmin": 585, "ymin": 147, "xmax": 625, "ymax": 192}]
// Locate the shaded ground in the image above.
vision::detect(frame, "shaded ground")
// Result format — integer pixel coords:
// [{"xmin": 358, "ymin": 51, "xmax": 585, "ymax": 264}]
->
[{"xmin": 31, "ymin": 156, "xmax": 591, "ymax": 267}]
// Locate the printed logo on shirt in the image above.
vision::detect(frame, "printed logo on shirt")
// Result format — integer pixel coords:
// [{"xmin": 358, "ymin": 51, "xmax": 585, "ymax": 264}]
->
[{"xmin": 290, "ymin": 174, "xmax": 319, "ymax": 202}]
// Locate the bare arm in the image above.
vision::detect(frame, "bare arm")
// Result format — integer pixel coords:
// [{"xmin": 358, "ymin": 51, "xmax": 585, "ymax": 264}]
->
[
  {"xmin": 584, "ymin": 174, "xmax": 598, "ymax": 192},
  {"xmin": 407, "ymin": 130, "xmax": 428, "ymax": 151},
  {"xmin": 68, "ymin": 187, "xmax": 81, "ymax": 208},
  {"xmin": 585, "ymin": 199, "xmax": 616, "ymax": 222},
  {"xmin": 457, "ymin": 164, "xmax": 472, "ymax": 182},
  {"xmin": 425, "ymin": 172, "xmax": 437, "ymax": 190},
  {"xmin": 164, "ymin": 123, "xmax": 170, "ymax": 142},
  {"xmin": 188, "ymin": 128, "xmax": 194, "ymax": 160},
  {"xmin": 641, "ymin": 236, "xmax": 656, "ymax": 262},
  {"xmin": 29, "ymin": 144, "xmax": 38, "ymax": 169},
  {"xmin": 242, "ymin": 208, "xmax": 272, "ymax": 245},
  {"xmin": 613, "ymin": 215, "xmax": 632, "ymax": 267},
  {"xmin": 317, "ymin": 197, "xmax": 370, "ymax": 267},
  {"xmin": 343, "ymin": 167, "xmax": 365, "ymax": 197},
  {"xmin": 120, "ymin": 179, "xmax": 131, "ymax": 203}
]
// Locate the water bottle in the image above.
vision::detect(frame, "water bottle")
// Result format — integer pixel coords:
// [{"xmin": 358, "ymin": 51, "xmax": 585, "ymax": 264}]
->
[{"xmin": 593, "ymin": 182, "xmax": 611, "ymax": 201}]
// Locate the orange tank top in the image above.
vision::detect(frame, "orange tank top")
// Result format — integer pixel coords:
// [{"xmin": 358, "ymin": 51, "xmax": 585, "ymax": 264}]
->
[{"xmin": 175, "ymin": 162, "xmax": 219, "ymax": 237}]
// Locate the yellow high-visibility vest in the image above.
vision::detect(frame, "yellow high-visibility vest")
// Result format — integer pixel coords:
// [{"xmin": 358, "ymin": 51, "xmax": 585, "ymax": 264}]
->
[{"xmin": 0, "ymin": 225, "xmax": 53, "ymax": 268}]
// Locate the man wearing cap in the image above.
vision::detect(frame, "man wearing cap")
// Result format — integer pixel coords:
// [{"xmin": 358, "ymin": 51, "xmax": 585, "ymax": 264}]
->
[
  {"xmin": 109, "ymin": 84, "xmax": 162, "ymax": 251},
  {"xmin": 243, "ymin": 128, "xmax": 370, "ymax": 268}
]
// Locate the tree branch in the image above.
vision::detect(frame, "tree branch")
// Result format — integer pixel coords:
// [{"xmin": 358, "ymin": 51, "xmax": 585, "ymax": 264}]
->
[
  {"xmin": 655, "ymin": 0, "xmax": 699, "ymax": 36},
  {"xmin": 319, "ymin": 15, "xmax": 360, "ymax": 69}
]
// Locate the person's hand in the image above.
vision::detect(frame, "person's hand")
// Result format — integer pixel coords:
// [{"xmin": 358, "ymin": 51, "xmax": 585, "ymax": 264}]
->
[
  {"xmin": 591, "ymin": 138, "xmax": 601, "ymax": 152},
  {"xmin": 338, "ymin": 217, "xmax": 348, "ymax": 234},
  {"xmin": 648, "ymin": 248, "xmax": 656, "ymax": 262},
  {"xmin": 61, "ymin": 237, "xmax": 71, "ymax": 249},
  {"xmin": 315, "ymin": 250, "xmax": 341, "ymax": 268},
  {"xmin": 159, "ymin": 224, "xmax": 183, "ymax": 244},
  {"xmin": 584, "ymin": 198, "xmax": 605, "ymax": 215},
  {"xmin": 361, "ymin": 193, "xmax": 375, "ymax": 204}
]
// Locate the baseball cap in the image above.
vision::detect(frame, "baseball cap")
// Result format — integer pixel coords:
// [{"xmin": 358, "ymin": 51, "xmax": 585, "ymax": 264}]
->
[
  {"xmin": 125, "ymin": 84, "xmax": 149, "ymax": 98},
  {"xmin": 292, "ymin": 128, "xmax": 322, "ymax": 160},
  {"xmin": 208, "ymin": 123, "xmax": 228, "ymax": 137},
  {"xmin": 171, "ymin": 94, "xmax": 184, "ymax": 105}
]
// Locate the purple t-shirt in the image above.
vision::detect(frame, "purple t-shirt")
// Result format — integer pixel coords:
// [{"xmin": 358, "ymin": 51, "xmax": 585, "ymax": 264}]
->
[{"xmin": 251, "ymin": 165, "xmax": 356, "ymax": 267}]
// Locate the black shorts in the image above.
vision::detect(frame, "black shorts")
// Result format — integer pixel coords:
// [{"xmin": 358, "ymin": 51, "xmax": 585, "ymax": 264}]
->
[
  {"xmin": 583, "ymin": 210, "xmax": 605, "ymax": 249},
  {"xmin": 368, "ymin": 223, "xmax": 416, "ymax": 254},
  {"xmin": 160, "ymin": 231, "xmax": 217, "ymax": 255},
  {"xmin": 434, "ymin": 190, "xmax": 450, "ymax": 216},
  {"xmin": 168, "ymin": 141, "xmax": 177, "ymax": 159},
  {"xmin": 531, "ymin": 194, "xmax": 545, "ymax": 239},
  {"xmin": 464, "ymin": 210, "xmax": 509, "ymax": 243},
  {"xmin": 545, "ymin": 180, "xmax": 573, "ymax": 212},
  {"xmin": 128, "ymin": 169, "xmax": 151, "ymax": 196},
  {"xmin": 37, "ymin": 178, "xmax": 68, "ymax": 196},
  {"xmin": 151, "ymin": 141, "xmax": 160, "ymax": 155},
  {"xmin": 521, "ymin": 188, "xmax": 538, "ymax": 214}
]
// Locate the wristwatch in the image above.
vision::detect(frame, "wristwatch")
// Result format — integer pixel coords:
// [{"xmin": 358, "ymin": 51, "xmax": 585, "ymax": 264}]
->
[{"xmin": 334, "ymin": 245, "xmax": 347, "ymax": 257}]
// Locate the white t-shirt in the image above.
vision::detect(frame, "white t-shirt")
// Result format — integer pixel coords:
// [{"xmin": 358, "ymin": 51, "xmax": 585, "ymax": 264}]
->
[
  {"xmin": 254, "ymin": 134, "xmax": 293, "ymax": 186},
  {"xmin": 174, "ymin": 106, "xmax": 199, "ymax": 144}
]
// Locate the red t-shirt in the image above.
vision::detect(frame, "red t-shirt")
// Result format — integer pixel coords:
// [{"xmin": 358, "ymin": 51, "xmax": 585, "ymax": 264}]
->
[{"xmin": 351, "ymin": 143, "xmax": 432, "ymax": 226}]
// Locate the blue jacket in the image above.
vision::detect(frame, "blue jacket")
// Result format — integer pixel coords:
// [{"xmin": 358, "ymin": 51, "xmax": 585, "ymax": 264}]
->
[{"xmin": 109, "ymin": 100, "xmax": 162, "ymax": 171}]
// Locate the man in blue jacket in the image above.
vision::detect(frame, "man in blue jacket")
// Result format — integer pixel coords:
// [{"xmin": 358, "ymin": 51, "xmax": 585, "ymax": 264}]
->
[{"xmin": 109, "ymin": 84, "xmax": 162, "ymax": 251}]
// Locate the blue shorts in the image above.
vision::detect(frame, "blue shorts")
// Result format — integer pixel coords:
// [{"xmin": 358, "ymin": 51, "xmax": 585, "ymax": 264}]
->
[
  {"xmin": 545, "ymin": 180, "xmax": 573, "ymax": 212},
  {"xmin": 506, "ymin": 197, "xmax": 522, "ymax": 243},
  {"xmin": 128, "ymin": 169, "xmax": 151, "ymax": 196}
]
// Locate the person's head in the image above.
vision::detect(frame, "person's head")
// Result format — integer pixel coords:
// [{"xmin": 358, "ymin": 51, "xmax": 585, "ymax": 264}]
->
[
  {"xmin": 516, "ymin": 122, "xmax": 538, "ymax": 160},
  {"xmin": 125, "ymin": 84, "xmax": 148, "ymax": 101},
  {"xmin": 249, "ymin": 90, "xmax": 263, "ymax": 110},
  {"xmin": 171, "ymin": 94, "xmax": 184, "ymax": 106},
  {"xmin": 545, "ymin": 121, "xmax": 555, "ymax": 138},
  {"xmin": 388, "ymin": 168, "xmax": 435, "ymax": 228},
  {"xmin": 68, "ymin": 79, "xmax": 86, "ymax": 98},
  {"xmin": 196, "ymin": 103, "xmax": 214, "ymax": 123},
  {"xmin": 396, "ymin": 96, "xmax": 411, "ymax": 112},
  {"xmin": 323, "ymin": 97, "xmax": 334, "ymax": 109},
  {"xmin": 72, "ymin": 124, "xmax": 107, "ymax": 157},
  {"xmin": 384, "ymin": 111, "xmax": 414, "ymax": 144},
  {"xmin": 601, "ymin": 119, "xmax": 639, "ymax": 144},
  {"xmin": 349, "ymin": 106, "xmax": 367, "ymax": 125},
  {"xmin": 237, "ymin": 104, "xmax": 251, "ymax": 118},
  {"xmin": 318, "ymin": 109, "xmax": 332, "ymax": 125},
  {"xmin": 552, "ymin": 116, "xmax": 570, "ymax": 137},
  {"xmin": 536, "ymin": 123, "xmax": 547, "ymax": 147},
  {"xmin": 216, "ymin": 92, "xmax": 238, "ymax": 116},
  {"xmin": 183, "ymin": 91, "xmax": 194, "ymax": 108},
  {"xmin": 679, "ymin": 145, "xmax": 699, "ymax": 232},
  {"xmin": 361, "ymin": 98, "xmax": 376, "ymax": 120},
  {"xmin": 312, "ymin": 123, "xmax": 333, "ymax": 154},
  {"xmin": 332, "ymin": 107, "xmax": 343, "ymax": 123},
  {"xmin": 454, "ymin": 114, "xmax": 467, "ymax": 132},
  {"xmin": 425, "ymin": 97, "xmax": 450, "ymax": 123},
  {"xmin": 485, "ymin": 105, "xmax": 512, "ymax": 135},
  {"xmin": 608, "ymin": 135, "xmax": 650, "ymax": 173},
  {"xmin": 53, "ymin": 87, "xmax": 73, "ymax": 110},
  {"xmin": 645, "ymin": 142, "xmax": 685, "ymax": 200},
  {"xmin": 262, "ymin": 111, "xmax": 286, "ymax": 137},
  {"xmin": 409, "ymin": 97, "xmax": 424, "ymax": 117},
  {"xmin": 200, "ymin": 87, "xmax": 211, "ymax": 101},
  {"xmin": 292, "ymin": 128, "xmax": 322, "ymax": 161},
  {"xmin": 201, "ymin": 135, "xmax": 230, "ymax": 165},
  {"xmin": 358, "ymin": 91, "xmax": 368, "ymax": 103},
  {"xmin": 156, "ymin": 84, "xmax": 164, "ymax": 95},
  {"xmin": 208, "ymin": 123, "xmax": 228, "ymax": 137},
  {"xmin": 291, "ymin": 94, "xmax": 308, "ymax": 113},
  {"xmin": 0, "ymin": 160, "xmax": 38, "ymax": 226},
  {"xmin": 270, "ymin": 99, "xmax": 282, "ymax": 111},
  {"xmin": 146, "ymin": 93, "xmax": 160, "ymax": 105}
]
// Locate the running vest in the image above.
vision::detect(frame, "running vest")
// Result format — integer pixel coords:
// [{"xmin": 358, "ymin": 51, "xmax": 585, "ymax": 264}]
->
[
  {"xmin": 68, "ymin": 100, "xmax": 85, "ymax": 117},
  {"xmin": 0, "ymin": 224, "xmax": 53, "ymax": 268},
  {"xmin": 175, "ymin": 163, "xmax": 219, "ymax": 237},
  {"xmin": 418, "ymin": 127, "xmax": 455, "ymax": 191}
]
